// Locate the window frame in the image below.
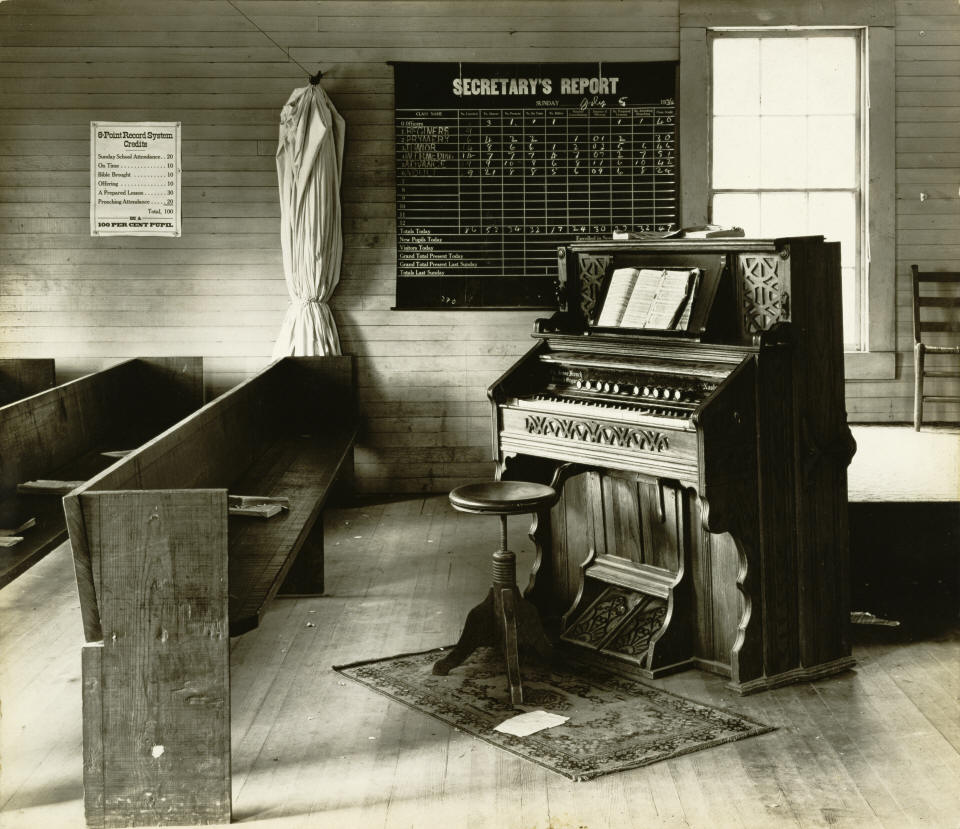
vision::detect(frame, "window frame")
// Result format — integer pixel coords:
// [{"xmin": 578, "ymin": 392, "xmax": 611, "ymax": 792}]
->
[
  {"xmin": 707, "ymin": 28, "xmax": 865, "ymax": 351},
  {"xmin": 679, "ymin": 3, "xmax": 895, "ymax": 379}
]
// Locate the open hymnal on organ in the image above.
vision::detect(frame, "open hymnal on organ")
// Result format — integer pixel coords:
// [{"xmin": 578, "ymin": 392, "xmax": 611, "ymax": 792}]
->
[{"xmin": 596, "ymin": 267, "xmax": 699, "ymax": 330}]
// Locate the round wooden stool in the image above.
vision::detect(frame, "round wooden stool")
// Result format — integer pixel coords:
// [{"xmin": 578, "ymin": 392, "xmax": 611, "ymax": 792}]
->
[{"xmin": 432, "ymin": 480, "xmax": 558, "ymax": 704}]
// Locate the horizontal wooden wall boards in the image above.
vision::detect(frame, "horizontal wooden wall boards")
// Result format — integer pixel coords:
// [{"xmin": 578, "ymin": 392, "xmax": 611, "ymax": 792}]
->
[
  {"xmin": 0, "ymin": 0, "xmax": 956, "ymax": 480},
  {"xmin": 679, "ymin": 0, "xmax": 895, "ymax": 27}
]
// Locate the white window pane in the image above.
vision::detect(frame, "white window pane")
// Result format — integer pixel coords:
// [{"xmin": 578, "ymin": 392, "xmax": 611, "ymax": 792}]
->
[
  {"xmin": 807, "ymin": 36, "xmax": 857, "ymax": 115},
  {"xmin": 712, "ymin": 116, "xmax": 760, "ymax": 188},
  {"xmin": 808, "ymin": 191, "xmax": 857, "ymax": 267},
  {"xmin": 760, "ymin": 38, "xmax": 807, "ymax": 115},
  {"xmin": 841, "ymin": 266, "xmax": 858, "ymax": 348},
  {"xmin": 711, "ymin": 32, "xmax": 863, "ymax": 351},
  {"xmin": 712, "ymin": 192, "xmax": 760, "ymax": 235},
  {"xmin": 759, "ymin": 191, "xmax": 807, "ymax": 237},
  {"xmin": 807, "ymin": 116, "xmax": 857, "ymax": 188},
  {"xmin": 761, "ymin": 116, "xmax": 807, "ymax": 187},
  {"xmin": 713, "ymin": 38, "xmax": 760, "ymax": 115}
]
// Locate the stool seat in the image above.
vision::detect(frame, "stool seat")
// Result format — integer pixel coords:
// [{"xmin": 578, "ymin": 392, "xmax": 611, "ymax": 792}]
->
[
  {"xmin": 435, "ymin": 480, "xmax": 557, "ymax": 704},
  {"xmin": 449, "ymin": 480, "xmax": 557, "ymax": 514}
]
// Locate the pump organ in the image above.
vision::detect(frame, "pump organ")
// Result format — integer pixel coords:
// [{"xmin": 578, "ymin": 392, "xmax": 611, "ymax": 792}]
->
[{"xmin": 490, "ymin": 236, "xmax": 856, "ymax": 693}]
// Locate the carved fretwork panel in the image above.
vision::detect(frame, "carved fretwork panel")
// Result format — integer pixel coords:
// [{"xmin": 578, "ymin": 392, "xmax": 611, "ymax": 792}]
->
[
  {"xmin": 737, "ymin": 253, "xmax": 791, "ymax": 337},
  {"xmin": 562, "ymin": 585, "xmax": 668, "ymax": 664},
  {"xmin": 524, "ymin": 415, "xmax": 670, "ymax": 452},
  {"xmin": 605, "ymin": 598, "xmax": 668, "ymax": 657},
  {"xmin": 577, "ymin": 254, "xmax": 612, "ymax": 323},
  {"xmin": 563, "ymin": 587, "xmax": 633, "ymax": 648}
]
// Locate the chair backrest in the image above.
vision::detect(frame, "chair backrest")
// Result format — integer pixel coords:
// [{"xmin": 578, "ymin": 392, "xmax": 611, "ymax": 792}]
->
[{"xmin": 911, "ymin": 265, "xmax": 960, "ymax": 345}]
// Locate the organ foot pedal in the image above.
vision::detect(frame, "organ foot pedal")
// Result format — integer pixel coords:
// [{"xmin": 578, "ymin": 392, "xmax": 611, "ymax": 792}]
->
[
  {"xmin": 559, "ymin": 480, "xmax": 693, "ymax": 678},
  {"xmin": 561, "ymin": 564, "xmax": 692, "ymax": 677}
]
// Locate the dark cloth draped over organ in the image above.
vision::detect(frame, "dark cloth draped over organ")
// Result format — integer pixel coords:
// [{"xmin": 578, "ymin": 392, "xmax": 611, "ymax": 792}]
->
[{"xmin": 490, "ymin": 236, "xmax": 856, "ymax": 694}]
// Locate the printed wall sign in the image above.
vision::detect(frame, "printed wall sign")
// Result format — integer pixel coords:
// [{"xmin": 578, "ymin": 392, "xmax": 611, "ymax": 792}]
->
[{"xmin": 90, "ymin": 121, "xmax": 181, "ymax": 237}]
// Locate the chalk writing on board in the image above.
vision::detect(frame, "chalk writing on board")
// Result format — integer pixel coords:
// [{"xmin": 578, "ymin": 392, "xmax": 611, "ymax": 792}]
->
[
  {"xmin": 393, "ymin": 62, "xmax": 678, "ymax": 309},
  {"xmin": 90, "ymin": 121, "xmax": 181, "ymax": 237}
]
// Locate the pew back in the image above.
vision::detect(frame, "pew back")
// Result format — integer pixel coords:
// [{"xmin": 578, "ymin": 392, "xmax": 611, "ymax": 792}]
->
[
  {"xmin": 65, "ymin": 356, "xmax": 355, "ymax": 641},
  {"xmin": 0, "ymin": 358, "xmax": 56, "ymax": 405},
  {"xmin": 0, "ymin": 357, "xmax": 203, "ymax": 588},
  {"xmin": 0, "ymin": 357, "xmax": 203, "ymax": 497}
]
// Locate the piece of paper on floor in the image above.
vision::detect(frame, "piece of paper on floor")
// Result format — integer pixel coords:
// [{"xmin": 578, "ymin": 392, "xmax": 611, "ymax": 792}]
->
[
  {"xmin": 493, "ymin": 710, "xmax": 569, "ymax": 737},
  {"xmin": 850, "ymin": 611, "xmax": 901, "ymax": 627}
]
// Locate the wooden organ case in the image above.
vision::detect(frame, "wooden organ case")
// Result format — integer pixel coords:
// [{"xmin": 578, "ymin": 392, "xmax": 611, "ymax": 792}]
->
[{"xmin": 490, "ymin": 237, "xmax": 856, "ymax": 694}]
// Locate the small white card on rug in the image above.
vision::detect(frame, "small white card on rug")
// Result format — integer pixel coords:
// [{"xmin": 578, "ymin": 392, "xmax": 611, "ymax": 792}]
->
[{"xmin": 493, "ymin": 710, "xmax": 569, "ymax": 737}]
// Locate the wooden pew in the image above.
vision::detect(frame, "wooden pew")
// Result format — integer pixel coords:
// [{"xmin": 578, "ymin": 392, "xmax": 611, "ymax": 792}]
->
[
  {"xmin": 63, "ymin": 356, "xmax": 357, "ymax": 828},
  {"xmin": 0, "ymin": 358, "xmax": 56, "ymax": 405},
  {"xmin": 0, "ymin": 357, "xmax": 203, "ymax": 587}
]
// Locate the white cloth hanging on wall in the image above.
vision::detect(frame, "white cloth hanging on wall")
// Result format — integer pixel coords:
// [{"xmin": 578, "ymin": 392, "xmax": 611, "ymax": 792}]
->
[{"xmin": 272, "ymin": 83, "xmax": 346, "ymax": 358}]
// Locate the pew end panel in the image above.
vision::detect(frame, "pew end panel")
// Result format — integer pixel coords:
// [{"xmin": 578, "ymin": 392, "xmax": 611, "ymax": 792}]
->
[{"xmin": 74, "ymin": 489, "xmax": 230, "ymax": 828}]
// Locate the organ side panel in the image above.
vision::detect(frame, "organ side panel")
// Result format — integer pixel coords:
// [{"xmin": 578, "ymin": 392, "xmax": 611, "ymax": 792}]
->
[
  {"xmin": 755, "ymin": 342, "xmax": 801, "ymax": 678},
  {"xmin": 790, "ymin": 238, "xmax": 855, "ymax": 675},
  {"xmin": 688, "ymin": 503, "xmax": 741, "ymax": 674}
]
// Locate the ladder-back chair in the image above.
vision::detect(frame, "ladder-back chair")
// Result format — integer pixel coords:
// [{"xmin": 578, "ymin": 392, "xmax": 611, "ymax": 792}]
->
[{"xmin": 912, "ymin": 265, "xmax": 960, "ymax": 430}]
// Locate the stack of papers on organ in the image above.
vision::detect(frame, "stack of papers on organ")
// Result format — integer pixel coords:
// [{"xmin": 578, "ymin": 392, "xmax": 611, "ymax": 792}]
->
[{"xmin": 596, "ymin": 267, "xmax": 699, "ymax": 330}]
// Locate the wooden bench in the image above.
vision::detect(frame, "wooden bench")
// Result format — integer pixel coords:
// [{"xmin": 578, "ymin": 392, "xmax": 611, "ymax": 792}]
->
[
  {"xmin": 0, "ymin": 357, "xmax": 203, "ymax": 587},
  {"xmin": 63, "ymin": 355, "xmax": 357, "ymax": 828},
  {"xmin": 0, "ymin": 358, "xmax": 56, "ymax": 405}
]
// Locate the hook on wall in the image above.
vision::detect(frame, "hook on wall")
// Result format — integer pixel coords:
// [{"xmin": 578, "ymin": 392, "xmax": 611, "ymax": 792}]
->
[{"xmin": 309, "ymin": 70, "xmax": 324, "ymax": 85}]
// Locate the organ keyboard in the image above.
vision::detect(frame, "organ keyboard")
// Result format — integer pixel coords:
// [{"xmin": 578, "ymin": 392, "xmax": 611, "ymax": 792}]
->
[{"xmin": 491, "ymin": 236, "xmax": 856, "ymax": 694}]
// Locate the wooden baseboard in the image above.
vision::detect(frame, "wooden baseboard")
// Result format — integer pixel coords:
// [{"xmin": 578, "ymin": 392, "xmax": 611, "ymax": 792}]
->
[{"xmin": 727, "ymin": 656, "xmax": 857, "ymax": 696}]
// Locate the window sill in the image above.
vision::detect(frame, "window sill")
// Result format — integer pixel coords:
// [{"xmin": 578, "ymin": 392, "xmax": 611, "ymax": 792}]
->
[{"xmin": 844, "ymin": 351, "xmax": 896, "ymax": 380}]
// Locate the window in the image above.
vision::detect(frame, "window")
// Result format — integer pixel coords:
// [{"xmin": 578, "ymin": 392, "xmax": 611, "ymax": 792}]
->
[{"xmin": 709, "ymin": 31, "xmax": 864, "ymax": 351}]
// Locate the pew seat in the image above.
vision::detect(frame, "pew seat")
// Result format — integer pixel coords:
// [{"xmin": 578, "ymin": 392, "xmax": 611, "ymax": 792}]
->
[
  {"xmin": 63, "ymin": 355, "xmax": 356, "ymax": 828},
  {"xmin": 0, "ymin": 357, "xmax": 203, "ymax": 587},
  {"xmin": 227, "ymin": 428, "xmax": 355, "ymax": 634}
]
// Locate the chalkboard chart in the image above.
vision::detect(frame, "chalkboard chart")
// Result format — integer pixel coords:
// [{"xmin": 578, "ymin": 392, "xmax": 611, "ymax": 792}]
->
[{"xmin": 393, "ymin": 61, "xmax": 678, "ymax": 310}]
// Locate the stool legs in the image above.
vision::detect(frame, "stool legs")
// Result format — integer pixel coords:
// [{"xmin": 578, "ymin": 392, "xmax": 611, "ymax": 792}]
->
[
  {"xmin": 432, "ymin": 588, "xmax": 498, "ymax": 676},
  {"xmin": 500, "ymin": 588, "xmax": 522, "ymax": 703},
  {"xmin": 433, "ymin": 515, "xmax": 554, "ymax": 704}
]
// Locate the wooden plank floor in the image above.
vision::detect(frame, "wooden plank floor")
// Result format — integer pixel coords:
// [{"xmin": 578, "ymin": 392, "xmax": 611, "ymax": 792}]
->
[{"xmin": 1, "ymin": 495, "xmax": 958, "ymax": 829}]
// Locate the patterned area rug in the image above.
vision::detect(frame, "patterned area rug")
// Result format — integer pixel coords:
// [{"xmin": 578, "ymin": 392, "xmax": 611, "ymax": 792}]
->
[{"xmin": 333, "ymin": 646, "xmax": 774, "ymax": 781}]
